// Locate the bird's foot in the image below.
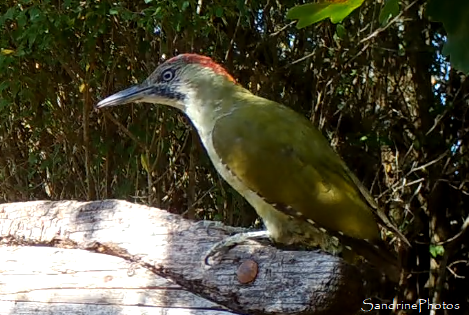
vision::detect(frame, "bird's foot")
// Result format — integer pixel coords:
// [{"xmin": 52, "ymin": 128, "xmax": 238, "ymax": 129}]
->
[
  {"xmin": 194, "ymin": 220, "xmax": 249, "ymax": 236},
  {"xmin": 204, "ymin": 230, "xmax": 270, "ymax": 265}
]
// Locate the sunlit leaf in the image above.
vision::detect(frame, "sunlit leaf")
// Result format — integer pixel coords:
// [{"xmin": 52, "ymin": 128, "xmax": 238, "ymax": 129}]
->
[
  {"xmin": 141, "ymin": 154, "xmax": 150, "ymax": 173},
  {"xmin": 287, "ymin": 0, "xmax": 365, "ymax": 28},
  {"xmin": 429, "ymin": 244, "xmax": 445, "ymax": 258},
  {"xmin": 1, "ymin": 48, "xmax": 15, "ymax": 55}
]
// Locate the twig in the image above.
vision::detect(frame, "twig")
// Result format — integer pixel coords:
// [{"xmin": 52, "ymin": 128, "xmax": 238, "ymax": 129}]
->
[
  {"xmin": 102, "ymin": 111, "xmax": 147, "ymax": 150},
  {"xmin": 359, "ymin": 0, "xmax": 419, "ymax": 44},
  {"xmin": 225, "ymin": 0, "xmax": 249, "ymax": 62},
  {"xmin": 436, "ymin": 214, "xmax": 469, "ymax": 245},
  {"xmin": 288, "ymin": 51, "xmax": 316, "ymax": 66},
  {"xmin": 404, "ymin": 151, "xmax": 448, "ymax": 177},
  {"xmin": 269, "ymin": 21, "xmax": 296, "ymax": 37},
  {"xmin": 446, "ymin": 266, "xmax": 465, "ymax": 279},
  {"xmin": 377, "ymin": 177, "xmax": 424, "ymax": 200}
]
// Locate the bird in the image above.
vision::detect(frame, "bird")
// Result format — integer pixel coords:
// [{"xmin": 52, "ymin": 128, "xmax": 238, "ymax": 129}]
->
[{"xmin": 96, "ymin": 53, "xmax": 410, "ymax": 281}]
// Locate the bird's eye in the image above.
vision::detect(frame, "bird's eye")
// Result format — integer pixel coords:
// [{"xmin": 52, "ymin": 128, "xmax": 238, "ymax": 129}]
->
[{"xmin": 161, "ymin": 69, "xmax": 175, "ymax": 81}]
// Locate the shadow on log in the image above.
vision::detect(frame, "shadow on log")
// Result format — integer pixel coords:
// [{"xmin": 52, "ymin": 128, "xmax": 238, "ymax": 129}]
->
[{"xmin": 0, "ymin": 200, "xmax": 366, "ymax": 315}]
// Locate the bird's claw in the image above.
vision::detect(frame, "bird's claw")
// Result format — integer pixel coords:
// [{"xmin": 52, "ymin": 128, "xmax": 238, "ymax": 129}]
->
[
  {"xmin": 204, "ymin": 239, "xmax": 236, "ymax": 265},
  {"xmin": 204, "ymin": 230, "xmax": 270, "ymax": 266},
  {"xmin": 194, "ymin": 220, "xmax": 249, "ymax": 236}
]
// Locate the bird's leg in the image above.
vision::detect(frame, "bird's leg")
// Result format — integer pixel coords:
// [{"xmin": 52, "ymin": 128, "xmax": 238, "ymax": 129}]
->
[{"xmin": 204, "ymin": 230, "xmax": 271, "ymax": 265}]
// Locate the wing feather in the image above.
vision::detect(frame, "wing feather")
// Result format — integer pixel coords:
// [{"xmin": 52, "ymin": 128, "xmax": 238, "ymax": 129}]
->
[{"xmin": 212, "ymin": 94, "xmax": 407, "ymax": 245}]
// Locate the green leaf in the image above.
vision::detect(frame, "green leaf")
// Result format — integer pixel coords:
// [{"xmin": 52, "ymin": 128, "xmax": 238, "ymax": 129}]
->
[
  {"xmin": 0, "ymin": 7, "xmax": 17, "ymax": 24},
  {"xmin": 141, "ymin": 154, "xmax": 150, "ymax": 173},
  {"xmin": 17, "ymin": 10, "xmax": 28, "ymax": 28},
  {"xmin": 28, "ymin": 153, "xmax": 38, "ymax": 165},
  {"xmin": 215, "ymin": 7, "xmax": 224, "ymax": 18},
  {"xmin": 287, "ymin": 0, "xmax": 365, "ymax": 29},
  {"xmin": 28, "ymin": 5, "xmax": 41, "ymax": 21},
  {"xmin": 109, "ymin": 8, "xmax": 119, "ymax": 15},
  {"xmin": 181, "ymin": 1, "xmax": 190, "ymax": 11},
  {"xmin": 336, "ymin": 23, "xmax": 346, "ymax": 38},
  {"xmin": 379, "ymin": 0, "xmax": 399, "ymax": 25},
  {"xmin": 426, "ymin": 0, "xmax": 469, "ymax": 74},
  {"xmin": 0, "ymin": 99, "xmax": 8, "ymax": 110},
  {"xmin": 429, "ymin": 244, "xmax": 445, "ymax": 258}
]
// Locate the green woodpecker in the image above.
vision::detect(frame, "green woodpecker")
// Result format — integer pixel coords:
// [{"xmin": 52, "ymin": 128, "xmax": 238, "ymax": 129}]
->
[{"xmin": 96, "ymin": 54, "xmax": 409, "ymax": 280}]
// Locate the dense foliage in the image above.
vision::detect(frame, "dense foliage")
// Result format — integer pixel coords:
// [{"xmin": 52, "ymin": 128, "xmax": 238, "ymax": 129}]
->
[{"xmin": 1, "ymin": 0, "xmax": 468, "ymax": 312}]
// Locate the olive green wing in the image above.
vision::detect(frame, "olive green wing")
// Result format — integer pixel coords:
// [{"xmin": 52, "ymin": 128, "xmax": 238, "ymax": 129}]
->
[
  {"xmin": 338, "ymin": 153, "xmax": 410, "ymax": 246},
  {"xmin": 212, "ymin": 94, "xmax": 406, "ymax": 244}
]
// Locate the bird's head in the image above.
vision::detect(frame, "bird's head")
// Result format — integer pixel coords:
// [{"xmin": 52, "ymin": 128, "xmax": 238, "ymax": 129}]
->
[{"xmin": 96, "ymin": 54, "xmax": 236, "ymax": 113}]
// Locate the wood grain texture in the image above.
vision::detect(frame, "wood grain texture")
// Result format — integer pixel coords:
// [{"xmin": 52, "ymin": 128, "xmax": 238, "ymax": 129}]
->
[{"xmin": 0, "ymin": 200, "xmax": 365, "ymax": 315}]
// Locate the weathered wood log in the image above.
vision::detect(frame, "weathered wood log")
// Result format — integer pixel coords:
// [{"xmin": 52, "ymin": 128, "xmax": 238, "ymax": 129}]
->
[{"xmin": 0, "ymin": 200, "xmax": 365, "ymax": 315}]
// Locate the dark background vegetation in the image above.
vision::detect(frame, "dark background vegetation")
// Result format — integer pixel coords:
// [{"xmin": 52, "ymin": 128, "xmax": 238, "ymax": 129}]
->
[{"xmin": 1, "ymin": 0, "xmax": 468, "ymax": 313}]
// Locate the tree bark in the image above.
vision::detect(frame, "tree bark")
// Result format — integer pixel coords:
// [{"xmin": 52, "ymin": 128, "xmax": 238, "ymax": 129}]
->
[{"xmin": 0, "ymin": 200, "xmax": 365, "ymax": 315}]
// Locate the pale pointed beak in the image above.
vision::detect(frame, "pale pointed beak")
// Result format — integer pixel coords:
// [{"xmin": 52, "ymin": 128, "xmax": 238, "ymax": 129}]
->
[{"xmin": 96, "ymin": 85, "xmax": 154, "ymax": 109}]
